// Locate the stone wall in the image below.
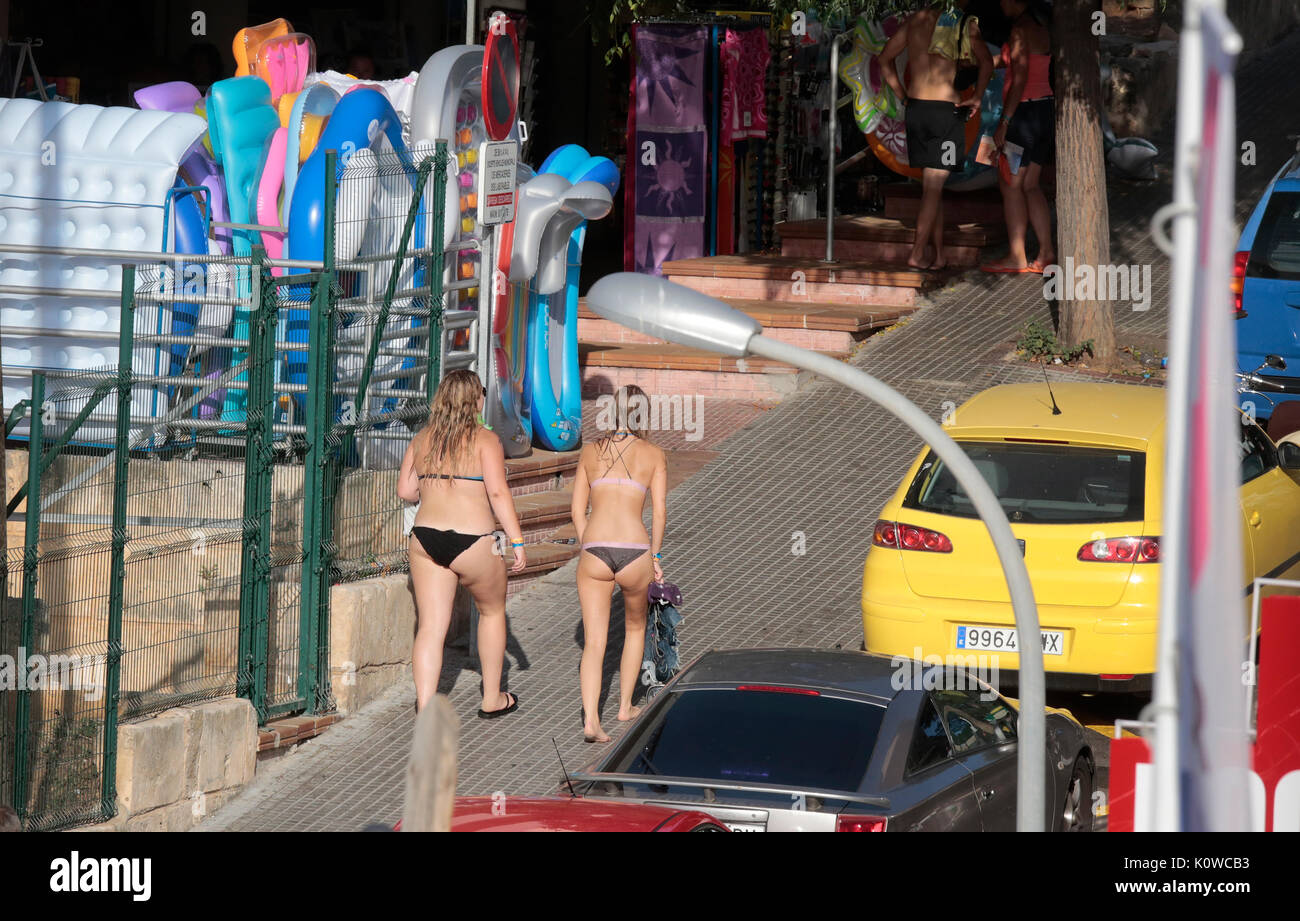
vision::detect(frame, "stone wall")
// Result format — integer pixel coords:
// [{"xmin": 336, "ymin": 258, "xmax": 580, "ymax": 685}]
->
[
  {"xmin": 77, "ymin": 698, "xmax": 257, "ymax": 832},
  {"xmin": 328, "ymin": 573, "xmax": 472, "ymax": 715}
]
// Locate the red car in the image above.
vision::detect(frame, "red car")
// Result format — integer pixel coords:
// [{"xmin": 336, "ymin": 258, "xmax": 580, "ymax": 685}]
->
[{"xmin": 395, "ymin": 796, "xmax": 729, "ymax": 832}]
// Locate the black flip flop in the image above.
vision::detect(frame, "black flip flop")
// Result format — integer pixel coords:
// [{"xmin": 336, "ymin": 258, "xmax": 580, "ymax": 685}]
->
[{"xmin": 478, "ymin": 692, "xmax": 519, "ymax": 720}]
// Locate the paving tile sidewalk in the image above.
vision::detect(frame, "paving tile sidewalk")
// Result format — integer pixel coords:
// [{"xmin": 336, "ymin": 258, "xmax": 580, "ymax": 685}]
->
[{"xmin": 197, "ymin": 33, "xmax": 1300, "ymax": 832}]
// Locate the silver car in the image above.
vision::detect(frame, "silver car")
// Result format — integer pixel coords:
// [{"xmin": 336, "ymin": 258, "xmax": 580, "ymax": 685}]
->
[{"xmin": 566, "ymin": 648, "xmax": 1094, "ymax": 832}]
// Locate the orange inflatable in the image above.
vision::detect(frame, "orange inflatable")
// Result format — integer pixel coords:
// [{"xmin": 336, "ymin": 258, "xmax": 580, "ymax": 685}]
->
[{"xmin": 233, "ymin": 18, "xmax": 292, "ymax": 77}]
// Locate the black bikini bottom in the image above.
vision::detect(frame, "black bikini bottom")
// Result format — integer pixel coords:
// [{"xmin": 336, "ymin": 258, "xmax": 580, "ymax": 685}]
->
[{"xmin": 412, "ymin": 526, "xmax": 491, "ymax": 568}]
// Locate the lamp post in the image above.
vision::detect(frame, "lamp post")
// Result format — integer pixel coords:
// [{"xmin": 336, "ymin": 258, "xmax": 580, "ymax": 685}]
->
[{"xmin": 586, "ymin": 273, "xmax": 1047, "ymax": 832}]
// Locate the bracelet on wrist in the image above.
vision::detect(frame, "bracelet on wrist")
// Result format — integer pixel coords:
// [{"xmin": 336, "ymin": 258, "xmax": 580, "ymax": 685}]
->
[{"xmin": 654, "ymin": 553, "xmax": 663, "ymax": 560}]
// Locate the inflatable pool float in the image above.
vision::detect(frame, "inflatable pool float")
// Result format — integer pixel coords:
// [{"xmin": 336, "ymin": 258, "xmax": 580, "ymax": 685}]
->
[
  {"xmin": 285, "ymin": 88, "xmax": 423, "ymax": 435},
  {"xmin": 485, "ymin": 163, "xmax": 536, "ymax": 457},
  {"xmin": 283, "ymin": 82, "xmax": 338, "ymax": 223},
  {"xmin": 134, "ymin": 81, "xmax": 232, "ymax": 253},
  {"xmin": 251, "ymin": 32, "xmax": 314, "ymax": 110},
  {"xmin": 234, "ymin": 18, "xmax": 292, "ymax": 78},
  {"xmin": 0, "ymin": 98, "xmax": 206, "ymax": 441},
  {"xmin": 206, "ymin": 76, "xmax": 283, "ymax": 419},
  {"xmin": 524, "ymin": 148, "xmax": 618, "ymax": 452}
]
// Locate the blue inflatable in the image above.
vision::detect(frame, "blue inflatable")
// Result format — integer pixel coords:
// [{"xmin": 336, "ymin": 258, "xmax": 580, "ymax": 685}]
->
[
  {"xmin": 526, "ymin": 148, "xmax": 619, "ymax": 451},
  {"xmin": 285, "ymin": 89, "xmax": 423, "ymax": 420},
  {"xmin": 206, "ymin": 77, "xmax": 281, "ymax": 419}
]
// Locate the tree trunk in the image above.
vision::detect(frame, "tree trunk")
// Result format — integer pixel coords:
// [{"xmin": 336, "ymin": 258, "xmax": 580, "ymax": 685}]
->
[{"xmin": 1052, "ymin": 0, "xmax": 1117, "ymax": 360}]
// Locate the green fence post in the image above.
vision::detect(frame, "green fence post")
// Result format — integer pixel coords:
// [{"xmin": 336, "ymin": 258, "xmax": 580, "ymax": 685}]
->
[
  {"xmin": 12, "ymin": 371, "xmax": 44, "ymax": 821},
  {"xmin": 237, "ymin": 247, "xmax": 274, "ymax": 722},
  {"xmin": 102, "ymin": 264, "xmax": 135, "ymax": 819},
  {"xmin": 427, "ymin": 143, "xmax": 449, "ymax": 399},
  {"xmin": 298, "ymin": 151, "xmax": 338, "ymax": 714}
]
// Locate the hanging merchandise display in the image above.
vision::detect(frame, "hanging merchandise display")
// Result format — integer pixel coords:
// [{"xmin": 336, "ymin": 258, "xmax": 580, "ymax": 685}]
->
[
  {"xmin": 627, "ymin": 23, "xmax": 709, "ymax": 275},
  {"xmin": 625, "ymin": 15, "xmax": 773, "ymax": 272}
]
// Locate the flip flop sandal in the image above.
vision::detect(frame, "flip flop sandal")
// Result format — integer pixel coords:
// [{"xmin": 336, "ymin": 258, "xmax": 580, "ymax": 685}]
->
[
  {"xmin": 980, "ymin": 262, "xmax": 1034, "ymax": 274},
  {"xmin": 478, "ymin": 691, "xmax": 519, "ymax": 720}
]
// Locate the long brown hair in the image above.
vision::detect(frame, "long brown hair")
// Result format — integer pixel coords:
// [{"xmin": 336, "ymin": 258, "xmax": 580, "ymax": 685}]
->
[
  {"xmin": 421, "ymin": 369, "xmax": 484, "ymax": 477},
  {"xmin": 595, "ymin": 384, "xmax": 650, "ymax": 453}
]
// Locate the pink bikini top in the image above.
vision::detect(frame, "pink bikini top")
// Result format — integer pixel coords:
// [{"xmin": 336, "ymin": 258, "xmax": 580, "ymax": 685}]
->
[{"xmin": 590, "ymin": 477, "xmax": 647, "ymax": 494}]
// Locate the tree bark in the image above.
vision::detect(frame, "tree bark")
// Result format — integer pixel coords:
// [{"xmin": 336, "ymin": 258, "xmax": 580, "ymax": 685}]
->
[{"xmin": 1052, "ymin": 0, "xmax": 1117, "ymax": 360}]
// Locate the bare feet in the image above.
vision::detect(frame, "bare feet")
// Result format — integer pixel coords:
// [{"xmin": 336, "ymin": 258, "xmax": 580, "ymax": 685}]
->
[
  {"xmin": 906, "ymin": 247, "xmax": 930, "ymax": 270},
  {"xmin": 929, "ymin": 255, "xmax": 947, "ymax": 271},
  {"xmin": 1036, "ymin": 252, "xmax": 1056, "ymax": 269},
  {"xmin": 583, "ymin": 725, "xmax": 611, "ymax": 743},
  {"xmin": 616, "ymin": 704, "xmax": 642, "ymax": 722}
]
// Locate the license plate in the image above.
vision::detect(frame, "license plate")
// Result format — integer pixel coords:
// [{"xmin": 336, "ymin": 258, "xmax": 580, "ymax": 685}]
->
[
  {"xmin": 956, "ymin": 625, "xmax": 1064, "ymax": 655},
  {"xmin": 726, "ymin": 823, "xmax": 766, "ymax": 832}
]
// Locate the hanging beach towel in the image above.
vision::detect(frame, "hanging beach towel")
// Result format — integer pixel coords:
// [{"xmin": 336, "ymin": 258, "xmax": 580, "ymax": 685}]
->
[{"xmin": 629, "ymin": 24, "xmax": 709, "ymax": 275}]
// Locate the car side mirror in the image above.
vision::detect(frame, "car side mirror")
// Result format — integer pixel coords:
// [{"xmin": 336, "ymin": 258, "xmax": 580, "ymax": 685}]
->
[
  {"xmin": 1280, "ymin": 441, "xmax": 1300, "ymax": 470},
  {"xmin": 1266, "ymin": 354, "xmax": 1288, "ymax": 371}
]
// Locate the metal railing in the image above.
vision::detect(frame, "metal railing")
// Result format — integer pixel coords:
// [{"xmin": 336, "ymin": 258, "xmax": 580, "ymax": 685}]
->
[{"xmin": 0, "ymin": 142, "xmax": 460, "ymax": 830}]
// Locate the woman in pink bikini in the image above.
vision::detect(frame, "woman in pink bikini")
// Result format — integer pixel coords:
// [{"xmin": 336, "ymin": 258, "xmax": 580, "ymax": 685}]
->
[
  {"xmin": 571, "ymin": 385, "xmax": 667, "ymax": 743},
  {"xmin": 982, "ymin": 0, "xmax": 1056, "ymax": 274}
]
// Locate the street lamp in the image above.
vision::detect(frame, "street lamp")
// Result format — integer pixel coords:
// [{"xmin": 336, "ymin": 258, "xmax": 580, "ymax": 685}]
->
[{"xmin": 586, "ymin": 272, "xmax": 1047, "ymax": 832}]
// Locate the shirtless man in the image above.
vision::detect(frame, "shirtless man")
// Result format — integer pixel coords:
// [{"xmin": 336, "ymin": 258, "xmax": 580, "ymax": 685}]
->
[{"xmin": 879, "ymin": 4, "xmax": 994, "ymax": 269}]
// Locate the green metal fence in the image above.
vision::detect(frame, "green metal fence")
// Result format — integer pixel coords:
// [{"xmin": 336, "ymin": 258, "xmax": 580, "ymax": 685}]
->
[{"xmin": 0, "ymin": 142, "xmax": 452, "ymax": 830}]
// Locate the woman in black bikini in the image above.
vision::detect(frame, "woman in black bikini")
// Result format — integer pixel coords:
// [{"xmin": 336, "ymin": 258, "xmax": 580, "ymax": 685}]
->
[
  {"xmin": 571, "ymin": 385, "xmax": 668, "ymax": 743},
  {"xmin": 397, "ymin": 370, "xmax": 527, "ymax": 717}
]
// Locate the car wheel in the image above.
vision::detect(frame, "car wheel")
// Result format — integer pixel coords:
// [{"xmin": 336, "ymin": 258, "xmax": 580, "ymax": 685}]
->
[{"xmin": 1060, "ymin": 756, "xmax": 1093, "ymax": 832}]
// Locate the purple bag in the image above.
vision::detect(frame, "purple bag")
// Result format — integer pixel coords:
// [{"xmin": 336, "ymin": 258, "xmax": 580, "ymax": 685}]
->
[{"xmin": 648, "ymin": 581, "xmax": 682, "ymax": 606}]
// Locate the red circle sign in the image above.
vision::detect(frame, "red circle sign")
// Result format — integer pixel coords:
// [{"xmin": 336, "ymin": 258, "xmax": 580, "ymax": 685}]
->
[{"xmin": 482, "ymin": 15, "xmax": 520, "ymax": 142}]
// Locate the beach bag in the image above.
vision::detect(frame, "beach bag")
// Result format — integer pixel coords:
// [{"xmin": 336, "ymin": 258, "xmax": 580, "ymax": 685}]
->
[{"xmin": 642, "ymin": 581, "xmax": 685, "ymax": 697}]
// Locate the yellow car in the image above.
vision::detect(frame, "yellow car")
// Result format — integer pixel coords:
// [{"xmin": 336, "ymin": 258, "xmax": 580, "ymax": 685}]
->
[{"xmin": 861, "ymin": 381, "xmax": 1300, "ymax": 692}]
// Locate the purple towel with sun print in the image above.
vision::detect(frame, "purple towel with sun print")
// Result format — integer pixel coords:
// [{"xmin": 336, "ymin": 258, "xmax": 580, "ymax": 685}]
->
[{"xmin": 632, "ymin": 25, "xmax": 708, "ymax": 276}]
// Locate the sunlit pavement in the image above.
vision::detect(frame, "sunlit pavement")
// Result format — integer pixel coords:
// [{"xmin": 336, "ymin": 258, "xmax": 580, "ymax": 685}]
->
[{"xmin": 195, "ymin": 32, "xmax": 1300, "ymax": 832}]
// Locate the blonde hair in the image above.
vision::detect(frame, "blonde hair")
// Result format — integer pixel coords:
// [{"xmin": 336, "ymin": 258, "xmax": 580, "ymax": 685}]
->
[{"xmin": 421, "ymin": 369, "xmax": 483, "ymax": 477}]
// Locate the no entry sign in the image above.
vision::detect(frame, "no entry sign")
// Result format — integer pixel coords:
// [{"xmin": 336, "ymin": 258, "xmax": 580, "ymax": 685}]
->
[
  {"xmin": 478, "ymin": 140, "xmax": 518, "ymax": 225},
  {"xmin": 482, "ymin": 13, "xmax": 520, "ymax": 143}
]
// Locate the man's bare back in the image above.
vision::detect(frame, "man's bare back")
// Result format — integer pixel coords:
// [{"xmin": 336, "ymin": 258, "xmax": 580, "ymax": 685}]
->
[{"xmin": 902, "ymin": 9, "xmax": 959, "ymax": 103}]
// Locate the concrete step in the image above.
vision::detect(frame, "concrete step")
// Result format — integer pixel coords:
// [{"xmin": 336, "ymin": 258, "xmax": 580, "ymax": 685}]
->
[
  {"xmin": 778, "ymin": 215, "xmax": 1005, "ymax": 266},
  {"xmin": 661, "ymin": 254, "xmax": 938, "ymax": 306},
  {"xmin": 503, "ymin": 448, "xmax": 579, "ymax": 496},
  {"xmin": 581, "ymin": 340, "xmax": 846, "ymax": 402},
  {"xmin": 512, "ymin": 487, "xmax": 575, "ymax": 543},
  {"xmin": 577, "ymin": 296, "xmax": 914, "ymax": 352},
  {"xmin": 883, "ymin": 184, "xmax": 1008, "ymax": 225}
]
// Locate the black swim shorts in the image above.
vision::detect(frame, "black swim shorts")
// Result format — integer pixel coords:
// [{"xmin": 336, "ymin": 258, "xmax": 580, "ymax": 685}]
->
[
  {"xmin": 904, "ymin": 99, "xmax": 967, "ymax": 172},
  {"xmin": 1006, "ymin": 97, "xmax": 1055, "ymax": 166}
]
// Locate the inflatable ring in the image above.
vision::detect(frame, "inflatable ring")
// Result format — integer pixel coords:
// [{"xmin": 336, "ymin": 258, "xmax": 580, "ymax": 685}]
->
[
  {"xmin": 846, "ymin": 14, "xmax": 1004, "ymax": 185},
  {"xmin": 839, "ymin": 14, "xmax": 902, "ymax": 136}
]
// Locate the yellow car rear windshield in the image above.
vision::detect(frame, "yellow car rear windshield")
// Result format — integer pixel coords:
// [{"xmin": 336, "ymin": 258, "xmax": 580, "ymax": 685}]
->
[{"xmin": 902, "ymin": 442, "xmax": 1147, "ymax": 524}]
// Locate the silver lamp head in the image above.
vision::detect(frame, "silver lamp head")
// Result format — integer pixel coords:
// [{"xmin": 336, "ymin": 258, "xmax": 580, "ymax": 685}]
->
[{"xmin": 585, "ymin": 273, "xmax": 761, "ymax": 357}]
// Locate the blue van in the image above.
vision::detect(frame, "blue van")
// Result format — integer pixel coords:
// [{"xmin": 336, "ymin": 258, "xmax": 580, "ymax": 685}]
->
[{"xmin": 1236, "ymin": 150, "xmax": 1300, "ymax": 435}]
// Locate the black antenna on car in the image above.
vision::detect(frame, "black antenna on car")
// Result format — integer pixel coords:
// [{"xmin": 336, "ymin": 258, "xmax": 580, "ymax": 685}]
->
[
  {"xmin": 553, "ymin": 737, "xmax": 578, "ymax": 798},
  {"xmin": 1042, "ymin": 363, "xmax": 1062, "ymax": 415}
]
